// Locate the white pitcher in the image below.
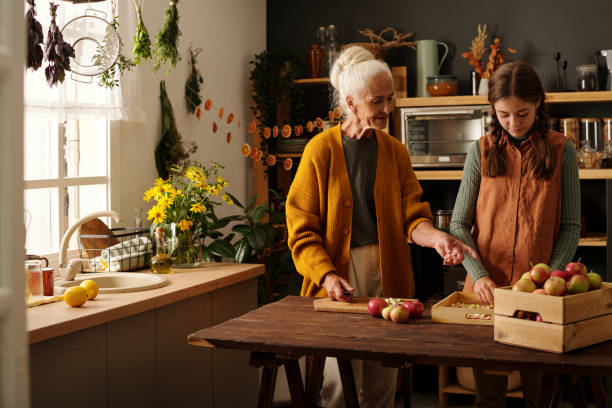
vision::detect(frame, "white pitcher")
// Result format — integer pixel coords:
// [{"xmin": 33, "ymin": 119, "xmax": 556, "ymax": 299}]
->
[{"xmin": 416, "ymin": 39, "xmax": 449, "ymax": 97}]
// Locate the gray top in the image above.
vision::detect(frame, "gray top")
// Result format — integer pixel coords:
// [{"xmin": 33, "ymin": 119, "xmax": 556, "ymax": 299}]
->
[
  {"xmin": 342, "ymin": 134, "xmax": 379, "ymax": 248},
  {"xmin": 450, "ymin": 138, "xmax": 581, "ymax": 283}
]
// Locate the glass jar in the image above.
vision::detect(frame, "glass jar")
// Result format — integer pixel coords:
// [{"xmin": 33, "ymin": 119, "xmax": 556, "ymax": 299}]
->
[
  {"xmin": 559, "ymin": 117, "xmax": 580, "ymax": 150},
  {"xmin": 25, "ymin": 259, "xmax": 43, "ymax": 302},
  {"xmin": 426, "ymin": 75, "xmax": 458, "ymax": 97},
  {"xmin": 547, "ymin": 117, "xmax": 559, "ymax": 132},
  {"xmin": 580, "ymin": 118, "xmax": 603, "ymax": 151},
  {"xmin": 576, "ymin": 64, "xmax": 599, "ymax": 91}
]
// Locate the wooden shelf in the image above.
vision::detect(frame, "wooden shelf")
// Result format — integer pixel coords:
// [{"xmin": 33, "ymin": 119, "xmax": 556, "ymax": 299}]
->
[
  {"xmin": 396, "ymin": 91, "xmax": 612, "ymax": 108},
  {"xmin": 293, "ymin": 78, "xmax": 330, "ymax": 85},
  {"xmin": 413, "ymin": 168, "xmax": 612, "ymax": 181},
  {"xmin": 579, "ymin": 234, "xmax": 607, "ymax": 247},
  {"xmin": 441, "ymin": 383, "xmax": 524, "ymax": 399}
]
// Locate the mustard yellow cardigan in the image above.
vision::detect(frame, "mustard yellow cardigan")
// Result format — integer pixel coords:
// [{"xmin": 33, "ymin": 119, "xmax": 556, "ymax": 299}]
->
[{"xmin": 286, "ymin": 124, "xmax": 433, "ymax": 298}]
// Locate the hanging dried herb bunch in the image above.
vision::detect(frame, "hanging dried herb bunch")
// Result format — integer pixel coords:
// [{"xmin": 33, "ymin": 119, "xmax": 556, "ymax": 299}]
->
[
  {"xmin": 26, "ymin": 0, "xmax": 44, "ymax": 71},
  {"xmin": 132, "ymin": 0, "xmax": 152, "ymax": 65},
  {"xmin": 94, "ymin": 1, "xmax": 136, "ymax": 88},
  {"xmin": 152, "ymin": 0, "xmax": 181, "ymax": 74},
  {"xmin": 44, "ymin": 2, "xmax": 75, "ymax": 87},
  {"xmin": 155, "ymin": 80, "xmax": 197, "ymax": 179},
  {"xmin": 185, "ymin": 46, "xmax": 203, "ymax": 115}
]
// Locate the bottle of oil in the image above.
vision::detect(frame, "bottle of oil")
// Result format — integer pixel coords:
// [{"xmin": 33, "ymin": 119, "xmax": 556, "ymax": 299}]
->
[{"xmin": 151, "ymin": 226, "xmax": 172, "ymax": 274}]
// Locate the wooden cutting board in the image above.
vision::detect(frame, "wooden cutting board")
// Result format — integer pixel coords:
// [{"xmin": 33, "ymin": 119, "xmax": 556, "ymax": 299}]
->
[
  {"xmin": 313, "ymin": 297, "xmax": 416, "ymax": 314},
  {"xmin": 78, "ymin": 218, "xmax": 119, "ymax": 258}
]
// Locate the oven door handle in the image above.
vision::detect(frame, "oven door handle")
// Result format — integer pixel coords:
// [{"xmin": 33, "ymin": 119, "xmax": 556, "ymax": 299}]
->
[{"xmin": 406, "ymin": 109, "xmax": 476, "ymax": 117}]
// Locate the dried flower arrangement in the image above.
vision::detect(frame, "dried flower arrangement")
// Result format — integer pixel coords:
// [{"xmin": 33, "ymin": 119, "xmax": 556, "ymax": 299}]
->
[
  {"xmin": 462, "ymin": 24, "xmax": 516, "ymax": 78},
  {"xmin": 185, "ymin": 46, "xmax": 203, "ymax": 115},
  {"xmin": 152, "ymin": 0, "xmax": 182, "ymax": 74},
  {"xmin": 132, "ymin": 0, "xmax": 152, "ymax": 65},
  {"xmin": 26, "ymin": 0, "xmax": 44, "ymax": 71},
  {"xmin": 44, "ymin": 2, "xmax": 75, "ymax": 87}
]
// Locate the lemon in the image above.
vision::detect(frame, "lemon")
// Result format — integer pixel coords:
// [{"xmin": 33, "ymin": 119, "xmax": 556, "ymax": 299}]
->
[
  {"xmin": 63, "ymin": 286, "xmax": 88, "ymax": 307},
  {"xmin": 80, "ymin": 279, "xmax": 99, "ymax": 300}
]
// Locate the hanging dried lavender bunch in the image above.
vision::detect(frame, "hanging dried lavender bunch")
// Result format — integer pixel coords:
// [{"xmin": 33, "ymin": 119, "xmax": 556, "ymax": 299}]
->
[
  {"xmin": 185, "ymin": 46, "xmax": 203, "ymax": 114},
  {"xmin": 152, "ymin": 0, "xmax": 181, "ymax": 74},
  {"xmin": 26, "ymin": 0, "xmax": 44, "ymax": 71},
  {"xmin": 155, "ymin": 80, "xmax": 197, "ymax": 179},
  {"xmin": 132, "ymin": 0, "xmax": 152, "ymax": 65},
  {"xmin": 44, "ymin": 2, "xmax": 74, "ymax": 87}
]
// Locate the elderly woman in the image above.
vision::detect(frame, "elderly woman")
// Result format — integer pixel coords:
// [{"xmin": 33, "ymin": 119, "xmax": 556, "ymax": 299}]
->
[{"xmin": 286, "ymin": 45, "xmax": 478, "ymax": 407}]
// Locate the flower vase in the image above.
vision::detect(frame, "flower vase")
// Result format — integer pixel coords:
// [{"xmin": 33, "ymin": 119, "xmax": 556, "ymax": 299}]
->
[
  {"xmin": 169, "ymin": 223, "xmax": 202, "ymax": 268},
  {"xmin": 477, "ymin": 78, "xmax": 489, "ymax": 96}
]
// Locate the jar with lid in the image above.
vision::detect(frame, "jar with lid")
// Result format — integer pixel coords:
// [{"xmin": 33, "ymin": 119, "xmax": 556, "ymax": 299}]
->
[
  {"xmin": 426, "ymin": 75, "xmax": 458, "ymax": 96},
  {"xmin": 576, "ymin": 64, "xmax": 599, "ymax": 91},
  {"xmin": 559, "ymin": 117, "xmax": 579, "ymax": 150},
  {"xmin": 602, "ymin": 118, "xmax": 612, "ymax": 167}
]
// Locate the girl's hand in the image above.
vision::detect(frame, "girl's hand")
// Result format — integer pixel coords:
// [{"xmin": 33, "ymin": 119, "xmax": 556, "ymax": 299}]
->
[
  {"xmin": 474, "ymin": 276, "xmax": 496, "ymax": 305},
  {"xmin": 321, "ymin": 272, "xmax": 355, "ymax": 302}
]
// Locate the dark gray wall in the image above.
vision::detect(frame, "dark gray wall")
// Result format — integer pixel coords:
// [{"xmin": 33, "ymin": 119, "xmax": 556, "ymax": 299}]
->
[{"xmin": 267, "ymin": 0, "xmax": 612, "ymax": 96}]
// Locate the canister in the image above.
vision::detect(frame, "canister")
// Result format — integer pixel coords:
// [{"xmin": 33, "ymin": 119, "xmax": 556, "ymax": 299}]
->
[
  {"xmin": 580, "ymin": 118, "xmax": 603, "ymax": 151},
  {"xmin": 559, "ymin": 118, "xmax": 579, "ymax": 150}
]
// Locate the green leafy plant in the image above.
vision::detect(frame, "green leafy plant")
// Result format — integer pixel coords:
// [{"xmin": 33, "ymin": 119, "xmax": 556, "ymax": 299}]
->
[
  {"xmin": 152, "ymin": 0, "xmax": 181, "ymax": 74},
  {"xmin": 94, "ymin": 4, "xmax": 136, "ymax": 89},
  {"xmin": 155, "ymin": 80, "xmax": 197, "ymax": 179},
  {"xmin": 132, "ymin": 0, "xmax": 152, "ymax": 65},
  {"xmin": 249, "ymin": 52, "xmax": 306, "ymax": 155},
  {"xmin": 185, "ymin": 46, "xmax": 203, "ymax": 115},
  {"xmin": 226, "ymin": 191, "xmax": 298, "ymax": 305}
]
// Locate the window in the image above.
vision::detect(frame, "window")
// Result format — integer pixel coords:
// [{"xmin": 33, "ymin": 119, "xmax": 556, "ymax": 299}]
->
[
  {"xmin": 23, "ymin": 116, "xmax": 110, "ymax": 257},
  {"xmin": 22, "ymin": 0, "xmax": 123, "ymax": 260}
]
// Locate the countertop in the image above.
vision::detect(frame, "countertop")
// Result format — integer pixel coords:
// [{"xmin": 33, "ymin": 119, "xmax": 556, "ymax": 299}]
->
[{"xmin": 27, "ymin": 262, "xmax": 264, "ymax": 344}]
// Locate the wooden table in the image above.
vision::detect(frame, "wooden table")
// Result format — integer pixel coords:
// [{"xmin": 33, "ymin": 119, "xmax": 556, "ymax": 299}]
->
[{"xmin": 188, "ymin": 296, "xmax": 612, "ymax": 408}]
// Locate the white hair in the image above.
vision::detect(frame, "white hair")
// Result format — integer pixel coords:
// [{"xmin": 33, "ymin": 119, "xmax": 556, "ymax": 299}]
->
[{"xmin": 329, "ymin": 46, "xmax": 393, "ymax": 117}]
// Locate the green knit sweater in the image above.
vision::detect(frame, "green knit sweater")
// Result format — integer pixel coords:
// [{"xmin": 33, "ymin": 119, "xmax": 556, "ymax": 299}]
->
[{"xmin": 449, "ymin": 138, "xmax": 581, "ymax": 283}]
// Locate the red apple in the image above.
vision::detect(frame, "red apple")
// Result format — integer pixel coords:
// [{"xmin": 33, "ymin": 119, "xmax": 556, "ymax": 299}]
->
[
  {"xmin": 565, "ymin": 261, "xmax": 587, "ymax": 278},
  {"xmin": 530, "ymin": 264, "xmax": 551, "ymax": 286},
  {"xmin": 367, "ymin": 297, "xmax": 388, "ymax": 317},
  {"xmin": 389, "ymin": 306, "xmax": 410, "ymax": 323},
  {"xmin": 512, "ymin": 278, "xmax": 536, "ymax": 293},
  {"xmin": 566, "ymin": 274, "xmax": 589, "ymax": 294},
  {"xmin": 551, "ymin": 270, "xmax": 568, "ymax": 281},
  {"xmin": 535, "ymin": 314, "xmax": 543, "ymax": 322},
  {"xmin": 521, "ymin": 272, "xmax": 533, "ymax": 281},
  {"xmin": 401, "ymin": 300, "xmax": 424, "ymax": 318},
  {"xmin": 532, "ymin": 288, "xmax": 547, "ymax": 295},
  {"xmin": 381, "ymin": 305, "xmax": 394, "ymax": 320},
  {"xmin": 586, "ymin": 272, "xmax": 602, "ymax": 290},
  {"xmin": 543, "ymin": 276, "xmax": 567, "ymax": 296}
]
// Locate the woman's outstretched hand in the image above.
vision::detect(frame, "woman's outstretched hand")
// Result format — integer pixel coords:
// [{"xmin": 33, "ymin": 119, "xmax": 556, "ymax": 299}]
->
[{"xmin": 411, "ymin": 221, "xmax": 479, "ymax": 265}]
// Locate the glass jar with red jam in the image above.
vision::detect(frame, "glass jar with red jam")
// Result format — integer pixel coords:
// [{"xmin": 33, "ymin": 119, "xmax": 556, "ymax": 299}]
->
[{"xmin": 426, "ymin": 75, "xmax": 458, "ymax": 97}]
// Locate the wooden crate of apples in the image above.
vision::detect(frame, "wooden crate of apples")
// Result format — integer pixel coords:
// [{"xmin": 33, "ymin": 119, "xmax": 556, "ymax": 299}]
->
[
  {"xmin": 494, "ymin": 261, "xmax": 612, "ymax": 353},
  {"xmin": 367, "ymin": 297, "xmax": 425, "ymax": 323}
]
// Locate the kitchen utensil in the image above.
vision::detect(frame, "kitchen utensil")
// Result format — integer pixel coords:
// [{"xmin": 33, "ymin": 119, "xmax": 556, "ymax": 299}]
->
[
  {"xmin": 554, "ymin": 52, "xmax": 561, "ymax": 90},
  {"xmin": 600, "ymin": 50, "xmax": 612, "ymax": 90},
  {"xmin": 61, "ymin": 7, "xmax": 120, "ymax": 79},
  {"xmin": 433, "ymin": 210, "xmax": 453, "ymax": 231},
  {"xmin": 561, "ymin": 60, "xmax": 568, "ymax": 90},
  {"xmin": 78, "ymin": 217, "xmax": 119, "ymax": 258},
  {"xmin": 416, "ymin": 39, "xmax": 449, "ymax": 97}
]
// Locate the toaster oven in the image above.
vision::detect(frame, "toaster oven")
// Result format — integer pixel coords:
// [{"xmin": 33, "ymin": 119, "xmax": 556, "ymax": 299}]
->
[{"xmin": 397, "ymin": 105, "xmax": 492, "ymax": 167}]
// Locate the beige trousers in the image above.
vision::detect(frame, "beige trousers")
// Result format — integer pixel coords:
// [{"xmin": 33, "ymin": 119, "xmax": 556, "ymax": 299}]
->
[{"xmin": 320, "ymin": 244, "xmax": 398, "ymax": 408}]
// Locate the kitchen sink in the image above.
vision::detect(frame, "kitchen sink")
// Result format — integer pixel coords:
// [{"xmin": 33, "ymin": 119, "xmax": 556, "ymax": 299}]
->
[{"xmin": 56, "ymin": 272, "xmax": 169, "ymax": 294}]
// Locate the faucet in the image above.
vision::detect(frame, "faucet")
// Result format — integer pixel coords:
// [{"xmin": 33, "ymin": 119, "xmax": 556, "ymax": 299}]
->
[{"xmin": 59, "ymin": 210, "xmax": 122, "ymax": 281}]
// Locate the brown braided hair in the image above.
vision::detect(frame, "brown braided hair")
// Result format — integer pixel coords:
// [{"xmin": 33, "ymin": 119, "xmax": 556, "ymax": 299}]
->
[{"xmin": 484, "ymin": 61, "xmax": 553, "ymax": 179}]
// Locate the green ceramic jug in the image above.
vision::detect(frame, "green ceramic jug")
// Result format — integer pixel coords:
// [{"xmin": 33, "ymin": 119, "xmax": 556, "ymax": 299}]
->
[{"xmin": 416, "ymin": 39, "xmax": 449, "ymax": 97}]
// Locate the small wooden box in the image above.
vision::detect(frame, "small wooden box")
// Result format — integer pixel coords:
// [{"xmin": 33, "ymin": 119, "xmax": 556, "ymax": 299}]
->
[
  {"xmin": 494, "ymin": 283, "xmax": 612, "ymax": 353},
  {"xmin": 432, "ymin": 292, "xmax": 494, "ymax": 325}
]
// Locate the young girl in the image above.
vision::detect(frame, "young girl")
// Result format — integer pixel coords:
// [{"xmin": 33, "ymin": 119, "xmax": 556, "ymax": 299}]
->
[{"xmin": 450, "ymin": 61, "xmax": 581, "ymax": 407}]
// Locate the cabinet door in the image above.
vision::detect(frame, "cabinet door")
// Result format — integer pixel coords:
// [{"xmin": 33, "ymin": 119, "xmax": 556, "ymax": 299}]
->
[
  {"xmin": 30, "ymin": 326, "xmax": 107, "ymax": 408},
  {"xmin": 211, "ymin": 279, "xmax": 259, "ymax": 408},
  {"xmin": 107, "ymin": 310, "xmax": 157, "ymax": 407},
  {"xmin": 156, "ymin": 293, "xmax": 213, "ymax": 407}
]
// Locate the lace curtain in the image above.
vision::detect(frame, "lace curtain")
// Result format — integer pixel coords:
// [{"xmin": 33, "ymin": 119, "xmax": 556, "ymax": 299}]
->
[{"xmin": 24, "ymin": 0, "xmax": 145, "ymax": 122}]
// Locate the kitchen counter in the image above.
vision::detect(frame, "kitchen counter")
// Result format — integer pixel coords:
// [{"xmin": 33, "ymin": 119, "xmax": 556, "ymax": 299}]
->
[{"xmin": 27, "ymin": 262, "xmax": 264, "ymax": 344}]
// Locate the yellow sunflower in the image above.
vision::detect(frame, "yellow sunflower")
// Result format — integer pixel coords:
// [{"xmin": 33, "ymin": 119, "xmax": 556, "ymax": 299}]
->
[
  {"xmin": 190, "ymin": 202, "xmax": 206, "ymax": 213},
  {"xmin": 221, "ymin": 194, "xmax": 233, "ymax": 205},
  {"xmin": 178, "ymin": 219, "xmax": 193, "ymax": 231},
  {"xmin": 147, "ymin": 205, "xmax": 166, "ymax": 224}
]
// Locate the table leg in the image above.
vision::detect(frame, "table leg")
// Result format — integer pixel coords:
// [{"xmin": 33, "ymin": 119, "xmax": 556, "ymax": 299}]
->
[
  {"xmin": 249, "ymin": 352, "xmax": 279, "ymax": 408},
  {"xmin": 537, "ymin": 372, "xmax": 558, "ymax": 408},
  {"xmin": 306, "ymin": 356, "xmax": 325, "ymax": 408},
  {"xmin": 337, "ymin": 357, "xmax": 360, "ymax": 408},
  {"xmin": 285, "ymin": 358, "xmax": 306, "ymax": 408},
  {"xmin": 589, "ymin": 375, "xmax": 607, "ymax": 408},
  {"xmin": 402, "ymin": 365, "xmax": 413, "ymax": 408},
  {"xmin": 569, "ymin": 375, "xmax": 587, "ymax": 408}
]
